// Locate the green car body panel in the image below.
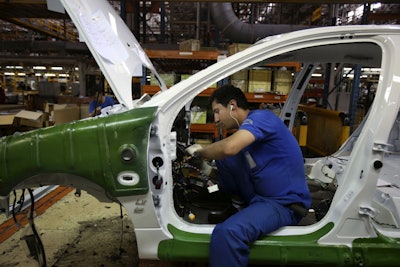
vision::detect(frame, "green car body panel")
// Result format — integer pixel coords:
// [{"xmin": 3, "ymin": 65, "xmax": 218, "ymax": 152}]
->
[
  {"xmin": 0, "ymin": 107, "xmax": 157, "ymax": 198},
  {"xmin": 159, "ymin": 223, "xmax": 400, "ymax": 266}
]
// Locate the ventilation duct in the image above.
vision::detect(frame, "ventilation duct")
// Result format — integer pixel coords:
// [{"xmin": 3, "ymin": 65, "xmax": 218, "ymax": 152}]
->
[{"xmin": 211, "ymin": 3, "xmax": 311, "ymax": 44}]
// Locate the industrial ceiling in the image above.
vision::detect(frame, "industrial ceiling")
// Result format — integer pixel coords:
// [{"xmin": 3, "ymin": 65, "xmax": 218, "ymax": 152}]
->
[{"xmin": 0, "ymin": 1, "xmax": 398, "ymax": 67}]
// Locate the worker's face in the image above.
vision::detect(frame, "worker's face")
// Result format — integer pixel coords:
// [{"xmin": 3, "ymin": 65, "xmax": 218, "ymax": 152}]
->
[{"xmin": 211, "ymin": 100, "xmax": 237, "ymax": 131}]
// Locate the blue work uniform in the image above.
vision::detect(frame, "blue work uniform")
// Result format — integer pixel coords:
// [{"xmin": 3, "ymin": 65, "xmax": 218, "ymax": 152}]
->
[
  {"xmin": 88, "ymin": 96, "xmax": 115, "ymax": 114},
  {"xmin": 210, "ymin": 109, "xmax": 311, "ymax": 267}
]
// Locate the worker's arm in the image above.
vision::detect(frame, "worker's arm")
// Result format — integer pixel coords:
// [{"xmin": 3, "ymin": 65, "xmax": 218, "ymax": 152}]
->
[{"xmin": 197, "ymin": 129, "xmax": 255, "ymax": 160}]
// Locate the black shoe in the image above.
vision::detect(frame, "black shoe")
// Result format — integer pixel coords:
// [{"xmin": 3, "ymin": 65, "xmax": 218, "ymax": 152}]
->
[{"xmin": 208, "ymin": 205, "xmax": 238, "ymax": 224}]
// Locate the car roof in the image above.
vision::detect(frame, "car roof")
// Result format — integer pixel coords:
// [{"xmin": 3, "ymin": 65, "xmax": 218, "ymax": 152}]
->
[{"xmin": 265, "ymin": 42, "xmax": 382, "ymax": 67}]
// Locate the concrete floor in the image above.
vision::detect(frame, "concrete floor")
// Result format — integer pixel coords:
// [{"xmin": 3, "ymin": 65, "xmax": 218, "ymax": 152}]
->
[
  {"xmin": 0, "ymin": 187, "xmax": 312, "ymax": 267},
  {"xmin": 0, "ymin": 187, "xmax": 139, "ymax": 267}
]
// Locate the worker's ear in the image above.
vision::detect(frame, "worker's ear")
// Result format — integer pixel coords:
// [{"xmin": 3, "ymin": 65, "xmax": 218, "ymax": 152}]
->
[{"xmin": 228, "ymin": 99, "xmax": 237, "ymax": 110}]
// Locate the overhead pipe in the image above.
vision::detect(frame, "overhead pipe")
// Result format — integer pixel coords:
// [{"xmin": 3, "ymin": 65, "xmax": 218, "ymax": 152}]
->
[{"xmin": 211, "ymin": 3, "xmax": 310, "ymax": 44}]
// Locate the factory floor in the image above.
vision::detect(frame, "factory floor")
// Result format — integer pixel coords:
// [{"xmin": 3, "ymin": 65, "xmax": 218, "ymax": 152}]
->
[
  {"xmin": 0, "ymin": 186, "xmax": 140, "ymax": 267},
  {"xmin": 0, "ymin": 186, "xmax": 315, "ymax": 267},
  {"xmin": 0, "ymin": 187, "xmax": 209, "ymax": 267}
]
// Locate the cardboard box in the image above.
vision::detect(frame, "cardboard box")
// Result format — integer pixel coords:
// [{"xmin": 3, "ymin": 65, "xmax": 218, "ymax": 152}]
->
[
  {"xmin": 46, "ymin": 103, "xmax": 80, "ymax": 125},
  {"xmin": 248, "ymin": 69, "xmax": 272, "ymax": 93},
  {"xmin": 0, "ymin": 114, "xmax": 16, "ymax": 125},
  {"xmin": 190, "ymin": 111, "xmax": 207, "ymax": 124},
  {"xmin": 179, "ymin": 39, "xmax": 200, "ymax": 51},
  {"xmin": 52, "ymin": 106, "xmax": 81, "ymax": 125},
  {"xmin": 230, "ymin": 70, "xmax": 249, "ymax": 92},
  {"xmin": 150, "ymin": 73, "xmax": 176, "ymax": 86},
  {"xmin": 228, "ymin": 43, "xmax": 251, "ymax": 55},
  {"xmin": 274, "ymin": 70, "xmax": 292, "ymax": 83},
  {"xmin": 80, "ymin": 104, "xmax": 90, "ymax": 119},
  {"xmin": 15, "ymin": 110, "xmax": 46, "ymax": 128},
  {"xmin": 273, "ymin": 82, "xmax": 292, "ymax": 95},
  {"xmin": 231, "ymin": 80, "xmax": 248, "ymax": 93},
  {"xmin": 52, "ymin": 106, "xmax": 80, "ymax": 125}
]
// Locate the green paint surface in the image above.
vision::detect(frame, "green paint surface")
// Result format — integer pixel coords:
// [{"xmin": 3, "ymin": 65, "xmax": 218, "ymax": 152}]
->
[
  {"xmin": 0, "ymin": 107, "xmax": 157, "ymax": 197},
  {"xmin": 159, "ymin": 223, "xmax": 400, "ymax": 266}
]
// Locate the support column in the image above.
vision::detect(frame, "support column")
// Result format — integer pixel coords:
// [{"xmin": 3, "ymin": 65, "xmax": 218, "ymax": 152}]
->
[{"xmin": 78, "ymin": 60, "xmax": 87, "ymax": 97}]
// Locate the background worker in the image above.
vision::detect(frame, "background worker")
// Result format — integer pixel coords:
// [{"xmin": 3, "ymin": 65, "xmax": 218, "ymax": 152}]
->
[
  {"xmin": 189, "ymin": 84, "xmax": 311, "ymax": 267},
  {"xmin": 88, "ymin": 88, "xmax": 115, "ymax": 117}
]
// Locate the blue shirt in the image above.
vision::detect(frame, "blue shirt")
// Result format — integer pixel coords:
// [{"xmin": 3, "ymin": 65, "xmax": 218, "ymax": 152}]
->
[
  {"xmin": 88, "ymin": 96, "xmax": 115, "ymax": 114},
  {"xmin": 217, "ymin": 109, "xmax": 311, "ymax": 209}
]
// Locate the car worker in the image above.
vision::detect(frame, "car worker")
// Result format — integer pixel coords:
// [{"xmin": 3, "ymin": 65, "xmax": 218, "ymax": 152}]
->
[
  {"xmin": 188, "ymin": 84, "xmax": 311, "ymax": 267},
  {"xmin": 88, "ymin": 87, "xmax": 115, "ymax": 117}
]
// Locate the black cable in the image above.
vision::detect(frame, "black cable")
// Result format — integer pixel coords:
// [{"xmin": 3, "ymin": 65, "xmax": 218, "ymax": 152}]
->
[
  {"xmin": 12, "ymin": 189, "xmax": 26, "ymax": 225},
  {"xmin": 18, "ymin": 189, "xmax": 25, "ymax": 213},
  {"xmin": 91, "ymin": 90, "xmax": 101, "ymax": 117},
  {"xmin": 12, "ymin": 190, "xmax": 18, "ymax": 225},
  {"xmin": 119, "ymin": 203, "xmax": 125, "ymax": 255},
  {"xmin": 27, "ymin": 188, "xmax": 47, "ymax": 267}
]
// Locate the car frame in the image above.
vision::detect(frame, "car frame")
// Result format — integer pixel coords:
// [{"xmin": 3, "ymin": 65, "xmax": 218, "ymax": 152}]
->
[{"xmin": 1, "ymin": 0, "xmax": 400, "ymax": 266}]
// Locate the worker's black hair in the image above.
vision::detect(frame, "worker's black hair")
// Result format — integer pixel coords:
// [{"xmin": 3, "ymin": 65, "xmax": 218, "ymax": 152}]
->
[{"xmin": 209, "ymin": 84, "xmax": 249, "ymax": 109}]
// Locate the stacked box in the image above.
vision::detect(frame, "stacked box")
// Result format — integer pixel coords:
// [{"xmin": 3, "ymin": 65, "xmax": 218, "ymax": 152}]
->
[
  {"xmin": 228, "ymin": 43, "xmax": 251, "ymax": 55},
  {"xmin": 179, "ymin": 39, "xmax": 200, "ymax": 51},
  {"xmin": 190, "ymin": 111, "xmax": 207, "ymax": 124},
  {"xmin": 150, "ymin": 73, "xmax": 176, "ymax": 86},
  {"xmin": 15, "ymin": 110, "xmax": 46, "ymax": 128},
  {"xmin": 190, "ymin": 106, "xmax": 207, "ymax": 124},
  {"xmin": 45, "ymin": 103, "xmax": 80, "ymax": 125},
  {"xmin": 230, "ymin": 70, "xmax": 249, "ymax": 92},
  {"xmin": 248, "ymin": 69, "xmax": 272, "ymax": 93},
  {"xmin": 273, "ymin": 70, "xmax": 293, "ymax": 94},
  {"xmin": 0, "ymin": 114, "xmax": 15, "ymax": 125}
]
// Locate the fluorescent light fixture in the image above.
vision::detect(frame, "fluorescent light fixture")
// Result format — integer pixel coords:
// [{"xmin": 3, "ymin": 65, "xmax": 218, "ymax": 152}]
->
[
  {"xmin": 361, "ymin": 67, "xmax": 381, "ymax": 73},
  {"xmin": 33, "ymin": 66, "xmax": 46, "ymax": 70},
  {"xmin": 17, "ymin": 73, "xmax": 26, "ymax": 76},
  {"xmin": 371, "ymin": 3, "xmax": 381, "ymax": 10},
  {"xmin": 4, "ymin": 72, "xmax": 15, "ymax": 75},
  {"xmin": 5, "ymin": 65, "xmax": 22, "ymax": 69},
  {"xmin": 44, "ymin": 73, "xmax": 56, "ymax": 77},
  {"xmin": 35, "ymin": 73, "xmax": 42, "ymax": 77},
  {"xmin": 58, "ymin": 74, "xmax": 69, "ymax": 77},
  {"xmin": 312, "ymin": 73, "xmax": 323, "ymax": 77},
  {"xmin": 51, "ymin": 66, "xmax": 63, "ymax": 70}
]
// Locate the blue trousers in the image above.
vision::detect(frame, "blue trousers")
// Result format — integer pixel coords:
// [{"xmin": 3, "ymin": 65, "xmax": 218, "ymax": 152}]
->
[{"xmin": 209, "ymin": 196, "xmax": 299, "ymax": 267}]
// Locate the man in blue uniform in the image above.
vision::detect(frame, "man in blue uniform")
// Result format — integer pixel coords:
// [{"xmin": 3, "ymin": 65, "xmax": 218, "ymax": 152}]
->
[
  {"xmin": 88, "ymin": 88, "xmax": 115, "ymax": 117},
  {"xmin": 192, "ymin": 84, "xmax": 311, "ymax": 267}
]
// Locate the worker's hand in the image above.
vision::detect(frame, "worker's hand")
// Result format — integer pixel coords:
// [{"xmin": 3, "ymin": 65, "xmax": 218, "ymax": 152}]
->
[{"xmin": 185, "ymin": 144, "xmax": 203, "ymax": 157}]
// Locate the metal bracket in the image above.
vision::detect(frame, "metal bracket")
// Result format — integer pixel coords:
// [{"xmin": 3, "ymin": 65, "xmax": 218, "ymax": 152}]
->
[
  {"xmin": 372, "ymin": 142, "xmax": 393, "ymax": 153},
  {"xmin": 359, "ymin": 206, "xmax": 378, "ymax": 218}
]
